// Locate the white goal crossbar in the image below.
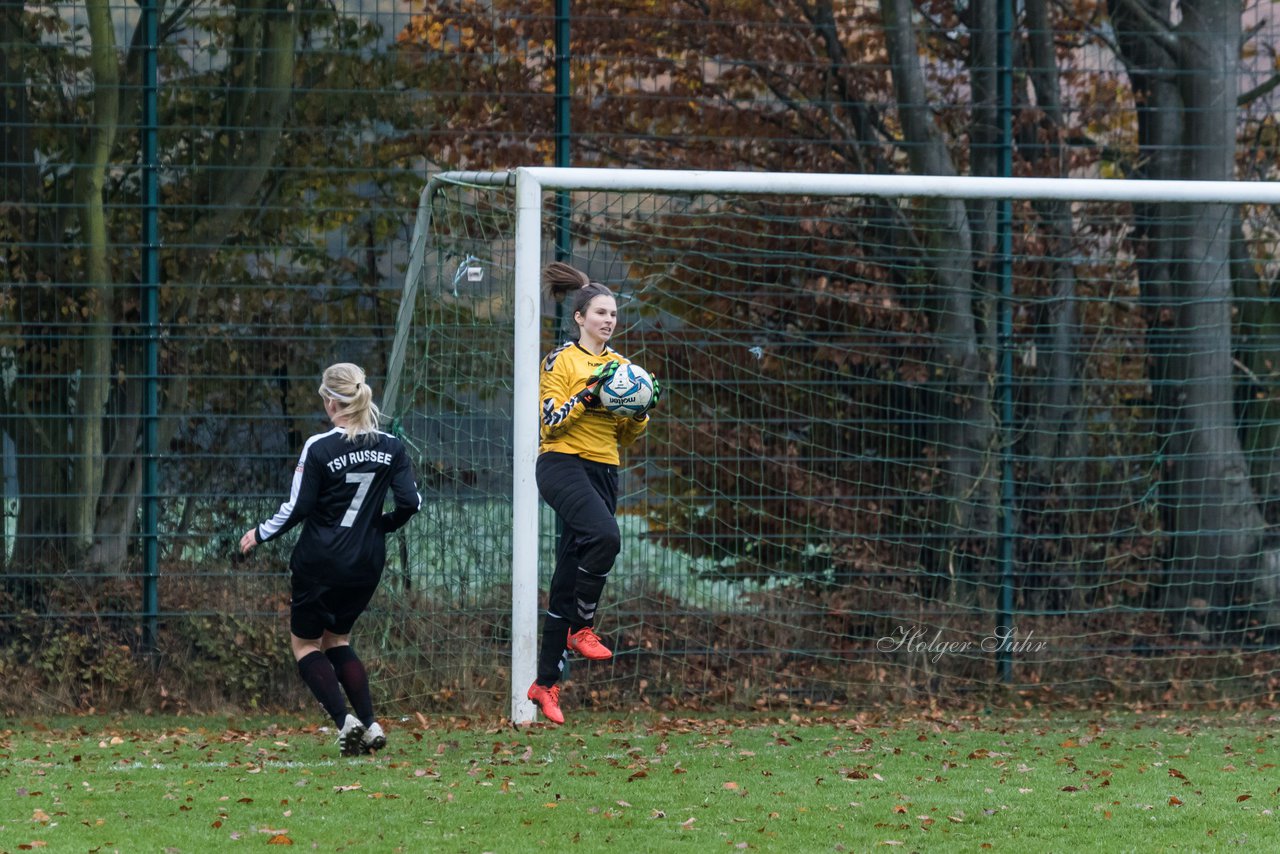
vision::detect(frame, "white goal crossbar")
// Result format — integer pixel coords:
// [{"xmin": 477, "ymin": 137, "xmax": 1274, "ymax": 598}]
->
[{"xmin": 391, "ymin": 167, "xmax": 1280, "ymax": 724}]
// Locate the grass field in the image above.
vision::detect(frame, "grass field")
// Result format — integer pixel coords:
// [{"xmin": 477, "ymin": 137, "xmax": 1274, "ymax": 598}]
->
[{"xmin": 2, "ymin": 709, "xmax": 1278, "ymax": 852}]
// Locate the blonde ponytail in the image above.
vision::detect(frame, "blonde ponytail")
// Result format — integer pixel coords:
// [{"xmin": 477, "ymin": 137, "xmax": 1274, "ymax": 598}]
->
[{"xmin": 319, "ymin": 362, "xmax": 381, "ymax": 443}]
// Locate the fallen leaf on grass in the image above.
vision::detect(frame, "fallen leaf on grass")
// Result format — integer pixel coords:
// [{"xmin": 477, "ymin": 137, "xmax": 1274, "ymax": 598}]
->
[
  {"xmin": 1237, "ymin": 794, "xmax": 1252, "ymax": 803},
  {"xmin": 1169, "ymin": 797, "xmax": 1183, "ymax": 806},
  {"xmin": 267, "ymin": 834, "xmax": 293, "ymax": 845},
  {"xmin": 334, "ymin": 783, "xmax": 362, "ymax": 793}
]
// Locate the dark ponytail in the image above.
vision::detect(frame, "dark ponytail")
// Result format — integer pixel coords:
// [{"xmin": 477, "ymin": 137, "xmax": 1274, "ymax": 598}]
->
[{"xmin": 543, "ymin": 262, "xmax": 613, "ymax": 338}]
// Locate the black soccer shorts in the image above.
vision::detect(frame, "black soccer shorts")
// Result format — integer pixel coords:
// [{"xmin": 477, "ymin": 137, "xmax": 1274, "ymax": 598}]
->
[{"xmin": 289, "ymin": 576, "xmax": 379, "ymax": 639}]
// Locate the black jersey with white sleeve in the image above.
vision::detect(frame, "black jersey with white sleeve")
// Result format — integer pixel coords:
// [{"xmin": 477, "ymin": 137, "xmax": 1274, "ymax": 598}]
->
[{"xmin": 256, "ymin": 428, "xmax": 421, "ymax": 585}]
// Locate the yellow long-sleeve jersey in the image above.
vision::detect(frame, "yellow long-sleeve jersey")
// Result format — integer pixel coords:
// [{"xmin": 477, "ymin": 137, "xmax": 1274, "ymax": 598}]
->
[{"xmin": 539, "ymin": 342, "xmax": 649, "ymax": 465}]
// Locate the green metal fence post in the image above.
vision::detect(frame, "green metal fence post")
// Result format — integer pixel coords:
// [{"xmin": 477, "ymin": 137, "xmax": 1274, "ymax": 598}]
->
[
  {"xmin": 141, "ymin": 0, "xmax": 160, "ymax": 651},
  {"xmin": 554, "ymin": 0, "xmax": 571, "ymax": 264}
]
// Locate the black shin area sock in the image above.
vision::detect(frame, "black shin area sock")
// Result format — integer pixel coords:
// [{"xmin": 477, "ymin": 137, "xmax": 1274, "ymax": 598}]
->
[
  {"xmin": 297, "ymin": 650, "xmax": 348, "ymax": 726},
  {"xmin": 325, "ymin": 645, "xmax": 373, "ymax": 725},
  {"xmin": 574, "ymin": 566, "xmax": 610, "ymax": 626},
  {"xmin": 537, "ymin": 615, "xmax": 571, "ymax": 685}
]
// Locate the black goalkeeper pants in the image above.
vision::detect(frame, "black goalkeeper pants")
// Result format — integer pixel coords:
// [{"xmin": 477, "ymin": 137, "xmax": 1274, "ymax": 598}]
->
[{"xmin": 534, "ymin": 451, "xmax": 620, "ymax": 686}]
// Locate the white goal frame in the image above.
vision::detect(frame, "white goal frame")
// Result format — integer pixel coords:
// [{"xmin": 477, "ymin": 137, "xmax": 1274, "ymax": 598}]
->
[{"xmin": 391, "ymin": 167, "xmax": 1280, "ymax": 724}]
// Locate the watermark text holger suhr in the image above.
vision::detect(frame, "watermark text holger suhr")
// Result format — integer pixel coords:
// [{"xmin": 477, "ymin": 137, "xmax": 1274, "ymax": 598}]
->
[{"xmin": 877, "ymin": 626, "xmax": 1047, "ymax": 663}]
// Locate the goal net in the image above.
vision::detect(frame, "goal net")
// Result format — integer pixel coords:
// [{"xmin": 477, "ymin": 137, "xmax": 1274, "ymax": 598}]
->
[{"xmin": 382, "ymin": 168, "xmax": 1280, "ymax": 722}]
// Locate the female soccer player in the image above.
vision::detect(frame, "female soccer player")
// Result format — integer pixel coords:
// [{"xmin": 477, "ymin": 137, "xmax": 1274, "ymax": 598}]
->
[
  {"xmin": 526, "ymin": 262, "xmax": 661, "ymax": 724},
  {"xmin": 240, "ymin": 363, "xmax": 421, "ymax": 755}
]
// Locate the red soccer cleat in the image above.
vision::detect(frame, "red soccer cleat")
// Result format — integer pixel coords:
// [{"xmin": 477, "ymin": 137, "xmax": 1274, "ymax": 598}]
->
[
  {"xmin": 527, "ymin": 682, "xmax": 565, "ymax": 724},
  {"xmin": 566, "ymin": 627, "xmax": 613, "ymax": 660}
]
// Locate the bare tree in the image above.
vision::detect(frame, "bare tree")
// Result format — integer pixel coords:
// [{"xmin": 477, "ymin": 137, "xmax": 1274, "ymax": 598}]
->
[
  {"xmin": 3, "ymin": 0, "xmax": 299, "ymax": 572},
  {"xmin": 880, "ymin": 0, "xmax": 998, "ymax": 589},
  {"xmin": 1110, "ymin": 0, "xmax": 1263, "ymax": 626}
]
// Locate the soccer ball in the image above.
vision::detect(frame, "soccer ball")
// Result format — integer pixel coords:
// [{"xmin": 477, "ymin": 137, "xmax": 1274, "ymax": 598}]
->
[{"xmin": 598, "ymin": 363, "xmax": 654, "ymax": 416}]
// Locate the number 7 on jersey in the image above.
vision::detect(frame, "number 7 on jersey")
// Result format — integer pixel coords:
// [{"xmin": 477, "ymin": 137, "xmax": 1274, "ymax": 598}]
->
[{"xmin": 342, "ymin": 472, "xmax": 375, "ymax": 527}]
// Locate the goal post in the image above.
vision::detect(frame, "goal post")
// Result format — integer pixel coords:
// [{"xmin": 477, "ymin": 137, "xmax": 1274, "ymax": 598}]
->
[{"xmin": 386, "ymin": 167, "xmax": 1280, "ymax": 724}]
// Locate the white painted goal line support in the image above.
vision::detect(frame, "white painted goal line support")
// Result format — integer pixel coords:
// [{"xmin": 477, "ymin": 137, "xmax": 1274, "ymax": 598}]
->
[{"xmin": 510, "ymin": 171, "xmax": 543, "ymax": 725}]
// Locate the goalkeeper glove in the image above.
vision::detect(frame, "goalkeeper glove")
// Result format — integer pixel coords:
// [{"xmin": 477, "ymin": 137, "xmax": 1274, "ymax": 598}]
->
[
  {"xmin": 631, "ymin": 376, "xmax": 661, "ymax": 420},
  {"xmin": 579, "ymin": 360, "xmax": 620, "ymax": 408}
]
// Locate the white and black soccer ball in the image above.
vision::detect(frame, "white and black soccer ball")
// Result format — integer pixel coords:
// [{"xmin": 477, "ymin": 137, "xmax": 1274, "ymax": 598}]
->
[{"xmin": 598, "ymin": 363, "xmax": 654, "ymax": 416}]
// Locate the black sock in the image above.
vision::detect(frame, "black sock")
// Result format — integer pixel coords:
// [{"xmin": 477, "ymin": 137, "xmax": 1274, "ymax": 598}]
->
[
  {"xmin": 574, "ymin": 567, "xmax": 610, "ymax": 626},
  {"xmin": 297, "ymin": 650, "xmax": 348, "ymax": 727},
  {"xmin": 326, "ymin": 645, "xmax": 374, "ymax": 726},
  {"xmin": 537, "ymin": 614, "xmax": 571, "ymax": 686}
]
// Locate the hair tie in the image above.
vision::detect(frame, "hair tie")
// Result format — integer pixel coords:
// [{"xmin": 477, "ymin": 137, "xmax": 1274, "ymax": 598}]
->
[{"xmin": 321, "ymin": 384, "xmax": 356, "ymax": 403}]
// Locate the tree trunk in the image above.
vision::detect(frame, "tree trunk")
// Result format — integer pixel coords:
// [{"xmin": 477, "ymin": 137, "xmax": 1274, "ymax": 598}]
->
[
  {"xmin": 1232, "ymin": 211, "xmax": 1280, "ymax": 509},
  {"xmin": 967, "ymin": 0, "xmax": 999, "ymax": 263},
  {"xmin": 1114, "ymin": 0, "xmax": 1261, "ymax": 630},
  {"xmin": 1019, "ymin": 0, "xmax": 1081, "ymax": 471},
  {"xmin": 880, "ymin": 0, "xmax": 996, "ymax": 592},
  {"xmin": 1016, "ymin": 0, "xmax": 1085, "ymax": 606},
  {"xmin": 69, "ymin": 0, "xmax": 121, "ymax": 558},
  {"xmin": 86, "ymin": 0, "xmax": 298, "ymax": 572},
  {"xmin": 1164, "ymin": 0, "xmax": 1260, "ymax": 620}
]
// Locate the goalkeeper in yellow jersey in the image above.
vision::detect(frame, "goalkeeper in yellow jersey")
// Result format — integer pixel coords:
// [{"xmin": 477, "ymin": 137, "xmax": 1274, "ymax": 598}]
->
[{"xmin": 526, "ymin": 262, "xmax": 661, "ymax": 725}]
